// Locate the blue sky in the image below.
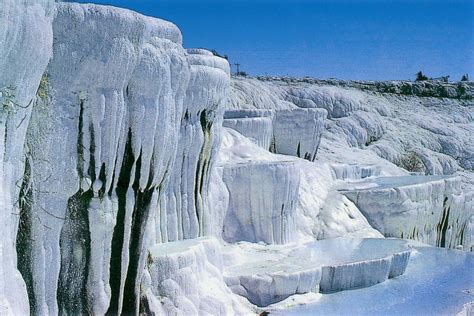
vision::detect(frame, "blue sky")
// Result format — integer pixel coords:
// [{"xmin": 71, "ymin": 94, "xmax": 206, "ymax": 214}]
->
[{"xmin": 74, "ymin": 0, "xmax": 473, "ymax": 80}]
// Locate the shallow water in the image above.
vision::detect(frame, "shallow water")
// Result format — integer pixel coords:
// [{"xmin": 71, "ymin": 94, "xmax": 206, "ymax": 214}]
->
[{"xmin": 276, "ymin": 246, "xmax": 474, "ymax": 315}]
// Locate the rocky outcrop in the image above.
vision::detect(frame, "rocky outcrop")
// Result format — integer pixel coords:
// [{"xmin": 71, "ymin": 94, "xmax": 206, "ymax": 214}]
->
[
  {"xmin": 222, "ymin": 160, "xmax": 299, "ymax": 244},
  {"xmin": 21, "ymin": 4, "xmax": 189, "ymax": 314},
  {"xmin": 252, "ymin": 76, "xmax": 474, "ymax": 100},
  {"xmin": 217, "ymin": 128, "xmax": 300, "ymax": 244},
  {"xmin": 228, "ymin": 76, "xmax": 474, "ymax": 179},
  {"xmin": 272, "ymin": 108, "xmax": 327, "ymax": 161}
]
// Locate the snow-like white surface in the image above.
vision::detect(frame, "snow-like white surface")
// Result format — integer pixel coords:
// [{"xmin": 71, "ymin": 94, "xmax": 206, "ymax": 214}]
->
[
  {"xmin": 223, "ymin": 108, "xmax": 327, "ymax": 161},
  {"xmin": 153, "ymin": 48, "xmax": 230, "ymax": 243},
  {"xmin": 216, "ymin": 128, "xmax": 381, "ymax": 243},
  {"xmin": 228, "ymin": 77, "xmax": 474, "ymax": 184},
  {"xmin": 223, "ymin": 238, "xmax": 410, "ymax": 306},
  {"xmin": 223, "ymin": 110, "xmax": 274, "ymax": 150},
  {"xmin": 222, "ymin": 160, "xmax": 299, "ymax": 244},
  {"xmin": 218, "ymin": 128, "xmax": 299, "ymax": 244},
  {"xmin": 228, "ymin": 76, "xmax": 473, "ymax": 250},
  {"xmin": 271, "ymin": 245, "xmax": 474, "ymax": 316},
  {"xmin": 295, "ymin": 160, "xmax": 383, "ymax": 241},
  {"xmin": 10, "ymin": 3, "xmax": 232, "ymax": 314},
  {"xmin": 1, "ymin": 1, "xmax": 473, "ymax": 314},
  {"xmin": 23, "ymin": 3, "xmax": 191, "ymax": 314},
  {"xmin": 146, "ymin": 237, "xmax": 253, "ymax": 315},
  {"xmin": 329, "ymin": 163, "xmax": 381, "ymax": 180}
]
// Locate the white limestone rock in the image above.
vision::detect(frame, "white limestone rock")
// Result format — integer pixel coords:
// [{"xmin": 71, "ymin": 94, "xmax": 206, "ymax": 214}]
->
[
  {"xmin": 268, "ymin": 244, "xmax": 473, "ymax": 315},
  {"xmin": 294, "ymin": 160, "xmax": 383, "ymax": 241},
  {"xmin": 154, "ymin": 48, "xmax": 230, "ymax": 244},
  {"xmin": 228, "ymin": 77, "xmax": 473, "ymax": 188},
  {"xmin": 223, "ymin": 110, "xmax": 274, "ymax": 150},
  {"xmin": 216, "ymin": 128, "xmax": 382, "ymax": 243},
  {"xmin": 20, "ymin": 3, "xmax": 193, "ymax": 314},
  {"xmin": 221, "ymin": 160, "xmax": 300, "ymax": 244},
  {"xmin": 224, "ymin": 238, "xmax": 411, "ymax": 306},
  {"xmin": 146, "ymin": 237, "xmax": 253, "ymax": 315},
  {"xmin": 340, "ymin": 175, "xmax": 474, "ymax": 250},
  {"xmin": 272, "ymin": 108, "xmax": 327, "ymax": 161},
  {"xmin": 0, "ymin": 0, "xmax": 54, "ymax": 314},
  {"xmin": 217, "ymin": 128, "xmax": 300, "ymax": 244},
  {"xmin": 329, "ymin": 163, "xmax": 381, "ymax": 180},
  {"xmin": 222, "ymin": 108, "xmax": 327, "ymax": 161}
]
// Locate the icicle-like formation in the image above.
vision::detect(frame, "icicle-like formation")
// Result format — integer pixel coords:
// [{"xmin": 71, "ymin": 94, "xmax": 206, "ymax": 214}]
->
[
  {"xmin": 153, "ymin": 49, "xmax": 230, "ymax": 243},
  {"xmin": 20, "ymin": 3, "xmax": 193, "ymax": 314},
  {"xmin": 0, "ymin": 0, "xmax": 53, "ymax": 314}
]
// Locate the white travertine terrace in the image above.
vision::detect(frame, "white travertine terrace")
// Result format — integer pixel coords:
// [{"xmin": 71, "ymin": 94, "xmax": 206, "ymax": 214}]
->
[{"xmin": 0, "ymin": 1, "xmax": 472, "ymax": 315}]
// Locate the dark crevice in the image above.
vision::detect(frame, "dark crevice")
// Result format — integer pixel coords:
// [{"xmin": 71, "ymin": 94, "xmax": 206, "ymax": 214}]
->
[
  {"xmin": 194, "ymin": 110, "xmax": 213, "ymax": 231},
  {"xmin": 87, "ymin": 122, "xmax": 96, "ymax": 180},
  {"xmin": 3, "ymin": 118, "xmax": 8, "ymax": 160},
  {"xmin": 108, "ymin": 154, "xmax": 119, "ymax": 197},
  {"xmin": 436, "ymin": 196, "xmax": 451, "ymax": 248},
  {"xmin": 269, "ymin": 134, "xmax": 276, "ymax": 152},
  {"xmin": 107, "ymin": 129, "xmax": 135, "ymax": 315},
  {"xmin": 296, "ymin": 142, "xmax": 301, "ymax": 158},
  {"xmin": 57, "ymin": 189, "xmax": 93, "ymax": 314},
  {"xmin": 122, "ymin": 150, "xmax": 155, "ymax": 314},
  {"xmin": 183, "ymin": 109, "xmax": 189, "ymax": 121},
  {"xmin": 77, "ymin": 98, "xmax": 86, "ymax": 178},
  {"xmin": 16, "ymin": 157, "xmax": 36, "ymax": 313},
  {"xmin": 107, "ymin": 129, "xmax": 155, "ymax": 315},
  {"xmin": 122, "ymin": 188, "xmax": 154, "ymax": 314},
  {"xmin": 98, "ymin": 162, "xmax": 107, "ymax": 198},
  {"xmin": 459, "ymin": 221, "xmax": 466, "ymax": 246},
  {"xmin": 57, "ymin": 97, "xmax": 97, "ymax": 314},
  {"xmin": 140, "ymin": 294, "xmax": 153, "ymax": 315}
]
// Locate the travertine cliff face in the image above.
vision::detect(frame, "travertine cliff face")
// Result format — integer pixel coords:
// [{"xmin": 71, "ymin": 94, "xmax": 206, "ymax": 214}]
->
[
  {"xmin": 0, "ymin": 1, "xmax": 54, "ymax": 314},
  {"xmin": 154, "ymin": 48, "xmax": 230, "ymax": 244},
  {"xmin": 1, "ymin": 2, "xmax": 234, "ymax": 314},
  {"xmin": 23, "ymin": 4, "xmax": 192, "ymax": 314}
]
